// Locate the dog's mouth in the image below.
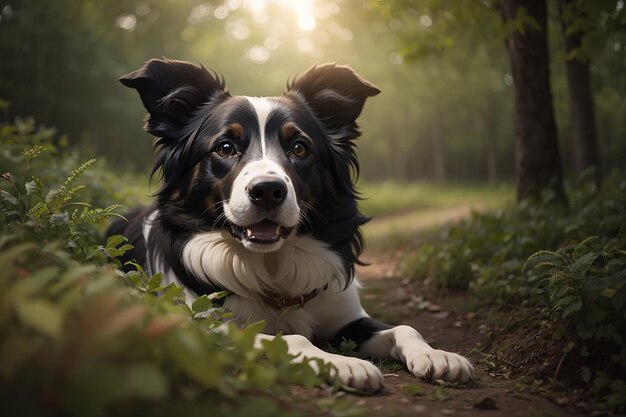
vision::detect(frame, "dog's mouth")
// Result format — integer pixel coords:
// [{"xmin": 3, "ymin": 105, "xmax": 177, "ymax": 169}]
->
[{"xmin": 228, "ymin": 220, "xmax": 294, "ymax": 244}]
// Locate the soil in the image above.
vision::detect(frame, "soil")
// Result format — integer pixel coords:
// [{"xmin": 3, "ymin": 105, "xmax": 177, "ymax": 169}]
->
[{"xmin": 309, "ymin": 212, "xmax": 594, "ymax": 417}]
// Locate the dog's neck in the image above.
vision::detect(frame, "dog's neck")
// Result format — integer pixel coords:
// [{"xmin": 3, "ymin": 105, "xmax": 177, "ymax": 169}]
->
[{"xmin": 181, "ymin": 230, "xmax": 347, "ymax": 300}]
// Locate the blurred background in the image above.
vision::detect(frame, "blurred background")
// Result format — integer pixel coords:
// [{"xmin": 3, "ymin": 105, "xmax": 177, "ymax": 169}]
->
[{"xmin": 0, "ymin": 0, "xmax": 624, "ymax": 184}]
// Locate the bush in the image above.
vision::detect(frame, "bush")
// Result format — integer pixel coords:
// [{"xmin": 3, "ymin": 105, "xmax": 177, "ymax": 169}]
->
[
  {"xmin": 405, "ymin": 170, "xmax": 626, "ymax": 411},
  {"xmin": 524, "ymin": 238, "xmax": 626, "ymax": 412},
  {"xmin": 0, "ymin": 108, "xmax": 329, "ymax": 416}
]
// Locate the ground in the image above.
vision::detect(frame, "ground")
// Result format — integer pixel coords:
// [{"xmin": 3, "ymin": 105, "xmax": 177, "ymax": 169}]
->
[{"xmin": 304, "ymin": 208, "xmax": 592, "ymax": 417}]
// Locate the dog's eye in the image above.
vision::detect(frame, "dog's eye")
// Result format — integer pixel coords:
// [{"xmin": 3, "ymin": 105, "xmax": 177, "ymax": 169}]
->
[
  {"xmin": 291, "ymin": 141, "xmax": 310, "ymax": 159},
  {"xmin": 216, "ymin": 141, "xmax": 236, "ymax": 158}
]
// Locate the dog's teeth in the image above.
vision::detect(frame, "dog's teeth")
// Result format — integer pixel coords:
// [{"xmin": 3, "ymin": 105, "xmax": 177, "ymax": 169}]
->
[{"xmin": 246, "ymin": 228, "xmax": 253, "ymax": 238}]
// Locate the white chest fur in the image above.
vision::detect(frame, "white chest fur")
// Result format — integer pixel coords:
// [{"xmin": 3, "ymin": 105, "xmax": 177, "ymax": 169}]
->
[
  {"xmin": 181, "ymin": 230, "xmax": 346, "ymax": 298},
  {"xmin": 178, "ymin": 228, "xmax": 364, "ymax": 339}
]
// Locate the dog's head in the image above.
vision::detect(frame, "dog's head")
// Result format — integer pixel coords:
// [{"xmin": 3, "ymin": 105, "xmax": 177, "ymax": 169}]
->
[{"xmin": 121, "ymin": 59, "xmax": 379, "ymax": 255}]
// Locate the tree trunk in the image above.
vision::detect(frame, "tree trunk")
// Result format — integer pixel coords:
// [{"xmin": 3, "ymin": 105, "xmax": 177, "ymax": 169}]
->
[
  {"xmin": 502, "ymin": 0, "xmax": 567, "ymax": 204},
  {"xmin": 559, "ymin": 0, "xmax": 600, "ymax": 185}
]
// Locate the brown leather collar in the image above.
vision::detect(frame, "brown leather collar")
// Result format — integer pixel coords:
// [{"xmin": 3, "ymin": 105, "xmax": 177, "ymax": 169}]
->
[{"xmin": 260, "ymin": 287, "xmax": 323, "ymax": 310}]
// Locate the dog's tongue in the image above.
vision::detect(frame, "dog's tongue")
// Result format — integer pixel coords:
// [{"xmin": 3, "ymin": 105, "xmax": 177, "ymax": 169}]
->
[{"xmin": 245, "ymin": 220, "xmax": 282, "ymax": 241}]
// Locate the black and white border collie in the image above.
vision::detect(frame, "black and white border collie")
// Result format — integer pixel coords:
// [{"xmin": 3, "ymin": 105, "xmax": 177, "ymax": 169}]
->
[{"xmin": 109, "ymin": 58, "xmax": 473, "ymax": 392}]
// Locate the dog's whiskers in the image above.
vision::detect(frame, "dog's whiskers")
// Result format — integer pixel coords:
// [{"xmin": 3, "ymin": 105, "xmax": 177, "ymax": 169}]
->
[
  {"xmin": 299, "ymin": 210, "xmax": 313, "ymax": 231},
  {"xmin": 193, "ymin": 200, "xmax": 228, "ymax": 232},
  {"xmin": 299, "ymin": 200, "xmax": 330, "ymax": 227}
]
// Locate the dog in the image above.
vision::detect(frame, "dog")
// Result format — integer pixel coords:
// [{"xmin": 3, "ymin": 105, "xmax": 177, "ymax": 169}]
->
[{"xmin": 109, "ymin": 58, "xmax": 473, "ymax": 392}]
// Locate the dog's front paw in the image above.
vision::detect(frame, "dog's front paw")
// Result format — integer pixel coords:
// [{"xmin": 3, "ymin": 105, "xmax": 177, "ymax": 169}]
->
[
  {"xmin": 312, "ymin": 354, "xmax": 385, "ymax": 392},
  {"xmin": 407, "ymin": 349, "xmax": 474, "ymax": 384}
]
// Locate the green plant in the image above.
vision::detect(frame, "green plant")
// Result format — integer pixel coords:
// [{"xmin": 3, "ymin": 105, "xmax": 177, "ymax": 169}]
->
[
  {"xmin": 0, "ymin": 122, "xmax": 127, "ymax": 264},
  {"xmin": 0, "ymin": 111, "xmax": 332, "ymax": 416},
  {"xmin": 525, "ymin": 237, "xmax": 626, "ymax": 412}
]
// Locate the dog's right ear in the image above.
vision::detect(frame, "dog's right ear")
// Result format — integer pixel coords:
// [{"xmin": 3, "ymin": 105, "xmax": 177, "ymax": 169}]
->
[{"xmin": 120, "ymin": 58, "xmax": 228, "ymax": 137}]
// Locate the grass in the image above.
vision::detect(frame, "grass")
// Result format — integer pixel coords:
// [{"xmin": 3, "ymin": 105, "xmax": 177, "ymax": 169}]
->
[
  {"xmin": 356, "ymin": 181, "xmax": 514, "ymax": 251},
  {"xmin": 357, "ymin": 181, "xmax": 514, "ymax": 218}
]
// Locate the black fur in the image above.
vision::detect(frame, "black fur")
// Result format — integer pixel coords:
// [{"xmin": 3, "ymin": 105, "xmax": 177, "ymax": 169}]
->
[
  {"xmin": 330, "ymin": 317, "xmax": 392, "ymax": 349},
  {"xmin": 109, "ymin": 59, "xmax": 380, "ymax": 297}
]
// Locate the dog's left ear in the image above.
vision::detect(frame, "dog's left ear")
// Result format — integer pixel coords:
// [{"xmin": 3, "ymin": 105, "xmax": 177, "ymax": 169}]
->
[
  {"xmin": 287, "ymin": 63, "xmax": 380, "ymax": 129},
  {"xmin": 120, "ymin": 58, "xmax": 228, "ymax": 137}
]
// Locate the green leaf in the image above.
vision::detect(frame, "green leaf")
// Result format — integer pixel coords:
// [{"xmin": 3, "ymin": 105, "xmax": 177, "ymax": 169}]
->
[
  {"xmin": 208, "ymin": 290, "xmax": 230, "ymax": 301},
  {"xmin": 554, "ymin": 285, "xmax": 572, "ymax": 298},
  {"xmin": 239, "ymin": 321, "xmax": 265, "ymax": 350},
  {"xmin": 105, "ymin": 234, "xmax": 128, "ymax": 249},
  {"xmin": 0, "ymin": 190, "xmax": 19, "ymax": 205},
  {"xmin": 15, "ymin": 299, "xmax": 64, "ymax": 339},
  {"xmin": 192, "ymin": 295, "xmax": 214, "ymax": 314},
  {"xmin": 339, "ymin": 338, "xmax": 358, "ymax": 356},
  {"xmin": 147, "ymin": 272, "xmax": 163, "ymax": 291},
  {"xmin": 162, "ymin": 285, "xmax": 185, "ymax": 302},
  {"xmin": 261, "ymin": 335, "xmax": 289, "ymax": 363},
  {"xmin": 571, "ymin": 252, "xmax": 599, "ymax": 275},
  {"xmin": 45, "ymin": 188, "xmax": 61, "ymax": 203},
  {"xmin": 556, "ymin": 295, "xmax": 577, "ymax": 307},
  {"xmin": 562, "ymin": 299, "xmax": 583, "ymax": 318}
]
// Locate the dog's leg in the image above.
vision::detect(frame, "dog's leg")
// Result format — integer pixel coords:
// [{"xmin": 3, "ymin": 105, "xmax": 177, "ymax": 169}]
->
[
  {"xmin": 335, "ymin": 318, "xmax": 474, "ymax": 384},
  {"xmin": 255, "ymin": 333, "xmax": 385, "ymax": 392}
]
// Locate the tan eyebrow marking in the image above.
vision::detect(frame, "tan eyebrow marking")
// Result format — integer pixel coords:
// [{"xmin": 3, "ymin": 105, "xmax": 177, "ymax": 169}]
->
[
  {"xmin": 228, "ymin": 123, "xmax": 244, "ymax": 140},
  {"xmin": 281, "ymin": 122, "xmax": 297, "ymax": 140}
]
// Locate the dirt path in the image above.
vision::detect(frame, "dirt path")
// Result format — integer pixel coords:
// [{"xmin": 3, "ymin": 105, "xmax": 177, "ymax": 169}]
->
[{"xmin": 339, "ymin": 211, "xmax": 585, "ymax": 417}]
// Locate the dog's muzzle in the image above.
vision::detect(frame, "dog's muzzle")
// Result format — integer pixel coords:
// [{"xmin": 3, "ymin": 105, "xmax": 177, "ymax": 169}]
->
[{"xmin": 223, "ymin": 159, "xmax": 300, "ymax": 252}]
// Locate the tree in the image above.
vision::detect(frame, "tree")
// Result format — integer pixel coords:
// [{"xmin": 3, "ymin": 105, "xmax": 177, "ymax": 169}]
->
[
  {"xmin": 559, "ymin": 0, "xmax": 604, "ymax": 186},
  {"xmin": 502, "ymin": 0, "xmax": 566, "ymax": 203},
  {"xmin": 363, "ymin": 1, "xmax": 569, "ymax": 199}
]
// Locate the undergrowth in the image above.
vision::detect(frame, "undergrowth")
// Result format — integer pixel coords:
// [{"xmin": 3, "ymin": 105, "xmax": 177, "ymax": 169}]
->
[
  {"xmin": 0, "ymin": 106, "xmax": 336, "ymax": 416},
  {"xmin": 406, "ymin": 170, "xmax": 626, "ymax": 412}
]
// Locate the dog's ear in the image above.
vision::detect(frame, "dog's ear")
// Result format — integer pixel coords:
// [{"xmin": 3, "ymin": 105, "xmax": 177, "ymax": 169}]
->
[
  {"xmin": 120, "ymin": 58, "xmax": 228, "ymax": 136},
  {"xmin": 287, "ymin": 63, "xmax": 380, "ymax": 129}
]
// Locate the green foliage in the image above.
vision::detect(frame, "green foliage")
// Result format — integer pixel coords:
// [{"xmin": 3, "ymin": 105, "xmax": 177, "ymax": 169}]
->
[
  {"xmin": 405, "ymin": 170, "xmax": 626, "ymax": 411},
  {"xmin": 0, "ymin": 241, "xmax": 323, "ymax": 416},
  {"xmin": 524, "ymin": 238, "xmax": 626, "ymax": 411},
  {"xmin": 0, "ymin": 114, "xmax": 329, "ymax": 416}
]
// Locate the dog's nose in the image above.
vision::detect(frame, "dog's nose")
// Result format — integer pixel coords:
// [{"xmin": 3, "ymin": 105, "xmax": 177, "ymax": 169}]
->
[{"xmin": 247, "ymin": 178, "xmax": 287, "ymax": 209}]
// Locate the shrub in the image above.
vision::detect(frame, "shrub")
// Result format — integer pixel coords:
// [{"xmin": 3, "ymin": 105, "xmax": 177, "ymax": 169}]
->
[
  {"xmin": 0, "ymin": 109, "xmax": 328, "ymax": 416},
  {"xmin": 525, "ymin": 238, "xmax": 626, "ymax": 412}
]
